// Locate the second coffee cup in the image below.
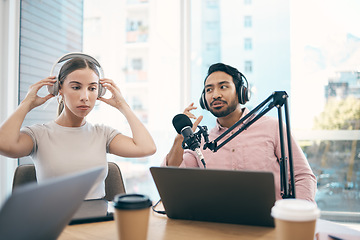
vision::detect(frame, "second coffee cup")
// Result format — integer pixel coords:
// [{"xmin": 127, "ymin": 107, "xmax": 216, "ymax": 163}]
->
[{"xmin": 271, "ymin": 198, "xmax": 320, "ymax": 240}]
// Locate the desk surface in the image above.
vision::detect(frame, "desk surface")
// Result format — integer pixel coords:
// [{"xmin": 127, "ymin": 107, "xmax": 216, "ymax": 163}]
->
[
  {"xmin": 59, "ymin": 212, "xmax": 275, "ymax": 240},
  {"xmin": 58, "ymin": 212, "xmax": 360, "ymax": 240}
]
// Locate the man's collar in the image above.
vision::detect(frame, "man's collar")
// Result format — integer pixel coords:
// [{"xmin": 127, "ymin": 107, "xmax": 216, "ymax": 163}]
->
[{"xmin": 215, "ymin": 107, "xmax": 250, "ymax": 130}]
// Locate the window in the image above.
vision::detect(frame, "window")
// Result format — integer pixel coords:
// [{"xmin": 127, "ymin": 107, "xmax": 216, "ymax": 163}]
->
[
  {"xmin": 205, "ymin": 21, "xmax": 219, "ymax": 30},
  {"xmin": 0, "ymin": 0, "xmax": 20, "ymax": 201},
  {"xmin": 244, "ymin": 0, "xmax": 252, "ymax": 5},
  {"xmin": 83, "ymin": 0, "xmax": 181, "ymax": 202},
  {"xmin": 19, "ymin": 0, "xmax": 83, "ymax": 165},
  {"xmin": 244, "ymin": 16, "xmax": 252, "ymax": 28},
  {"xmin": 189, "ymin": 0, "xmax": 360, "ymax": 224},
  {"xmin": 206, "ymin": 42, "xmax": 219, "ymax": 51},
  {"xmin": 244, "ymin": 38, "xmax": 252, "ymax": 50},
  {"xmin": 8, "ymin": 0, "xmax": 360, "ymax": 226},
  {"xmin": 244, "ymin": 61, "xmax": 253, "ymax": 73},
  {"xmin": 132, "ymin": 58, "xmax": 143, "ymax": 71},
  {"xmin": 206, "ymin": 0, "xmax": 219, "ymax": 8}
]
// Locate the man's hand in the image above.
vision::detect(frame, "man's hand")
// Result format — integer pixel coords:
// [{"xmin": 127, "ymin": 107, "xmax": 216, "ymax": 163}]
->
[{"xmin": 183, "ymin": 103, "xmax": 203, "ymax": 132}]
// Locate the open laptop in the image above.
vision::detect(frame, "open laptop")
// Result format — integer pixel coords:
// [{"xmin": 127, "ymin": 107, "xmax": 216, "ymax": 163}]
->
[
  {"xmin": 0, "ymin": 166, "xmax": 103, "ymax": 240},
  {"xmin": 69, "ymin": 198, "xmax": 114, "ymax": 225},
  {"xmin": 150, "ymin": 167, "xmax": 276, "ymax": 227}
]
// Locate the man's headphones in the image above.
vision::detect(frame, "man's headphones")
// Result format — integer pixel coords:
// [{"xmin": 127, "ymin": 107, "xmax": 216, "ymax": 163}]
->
[
  {"xmin": 199, "ymin": 70, "xmax": 250, "ymax": 111},
  {"xmin": 47, "ymin": 52, "xmax": 106, "ymax": 98}
]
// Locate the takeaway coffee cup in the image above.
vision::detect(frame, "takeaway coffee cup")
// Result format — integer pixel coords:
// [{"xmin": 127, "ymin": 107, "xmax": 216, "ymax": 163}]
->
[
  {"xmin": 271, "ymin": 199, "xmax": 320, "ymax": 240},
  {"xmin": 113, "ymin": 194, "xmax": 152, "ymax": 240}
]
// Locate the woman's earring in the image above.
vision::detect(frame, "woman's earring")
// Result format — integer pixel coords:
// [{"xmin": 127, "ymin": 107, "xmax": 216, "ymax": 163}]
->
[{"xmin": 57, "ymin": 95, "xmax": 63, "ymax": 104}]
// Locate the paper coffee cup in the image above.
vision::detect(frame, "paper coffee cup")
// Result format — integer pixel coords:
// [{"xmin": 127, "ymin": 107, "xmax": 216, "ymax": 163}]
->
[
  {"xmin": 113, "ymin": 194, "xmax": 152, "ymax": 240},
  {"xmin": 271, "ymin": 199, "xmax": 320, "ymax": 240}
]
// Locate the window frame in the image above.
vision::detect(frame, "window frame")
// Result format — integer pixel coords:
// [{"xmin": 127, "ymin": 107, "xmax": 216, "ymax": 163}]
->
[{"xmin": 0, "ymin": 0, "xmax": 21, "ymax": 205}]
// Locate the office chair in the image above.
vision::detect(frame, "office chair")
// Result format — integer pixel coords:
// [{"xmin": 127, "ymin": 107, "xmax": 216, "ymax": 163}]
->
[
  {"xmin": 12, "ymin": 162, "xmax": 126, "ymax": 201},
  {"xmin": 104, "ymin": 162, "xmax": 126, "ymax": 200}
]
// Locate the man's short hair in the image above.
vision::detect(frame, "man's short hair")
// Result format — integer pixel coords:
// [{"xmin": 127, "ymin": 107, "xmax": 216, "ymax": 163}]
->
[{"xmin": 205, "ymin": 63, "xmax": 242, "ymax": 90}]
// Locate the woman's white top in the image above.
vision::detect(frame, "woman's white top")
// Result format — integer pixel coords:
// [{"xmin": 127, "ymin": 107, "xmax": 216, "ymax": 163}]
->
[{"xmin": 21, "ymin": 121, "xmax": 120, "ymax": 199}]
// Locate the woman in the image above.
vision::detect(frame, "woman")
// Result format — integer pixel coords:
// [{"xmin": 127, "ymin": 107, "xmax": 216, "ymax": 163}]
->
[{"xmin": 0, "ymin": 55, "xmax": 156, "ymax": 199}]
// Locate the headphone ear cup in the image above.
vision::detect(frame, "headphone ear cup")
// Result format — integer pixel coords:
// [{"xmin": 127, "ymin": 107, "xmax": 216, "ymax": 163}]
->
[
  {"xmin": 199, "ymin": 91, "xmax": 209, "ymax": 110},
  {"xmin": 238, "ymin": 85, "xmax": 250, "ymax": 105},
  {"xmin": 98, "ymin": 83, "xmax": 106, "ymax": 98},
  {"xmin": 47, "ymin": 78, "xmax": 59, "ymax": 96}
]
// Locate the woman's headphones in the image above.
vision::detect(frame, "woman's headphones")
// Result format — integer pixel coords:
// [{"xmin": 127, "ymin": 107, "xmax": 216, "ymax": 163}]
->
[
  {"xmin": 199, "ymin": 71, "xmax": 250, "ymax": 111},
  {"xmin": 47, "ymin": 52, "xmax": 106, "ymax": 98}
]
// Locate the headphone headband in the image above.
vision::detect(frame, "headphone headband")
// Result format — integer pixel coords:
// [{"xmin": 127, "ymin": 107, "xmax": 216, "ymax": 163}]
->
[{"xmin": 49, "ymin": 52, "xmax": 104, "ymax": 78}]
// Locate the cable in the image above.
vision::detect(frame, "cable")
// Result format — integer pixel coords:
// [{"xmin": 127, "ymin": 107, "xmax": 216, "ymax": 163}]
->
[{"xmin": 151, "ymin": 199, "xmax": 166, "ymax": 215}]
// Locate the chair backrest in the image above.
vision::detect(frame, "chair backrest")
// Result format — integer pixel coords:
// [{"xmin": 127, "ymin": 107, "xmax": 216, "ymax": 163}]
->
[
  {"xmin": 105, "ymin": 162, "xmax": 126, "ymax": 200},
  {"xmin": 12, "ymin": 162, "xmax": 126, "ymax": 201},
  {"xmin": 12, "ymin": 164, "xmax": 37, "ymax": 189}
]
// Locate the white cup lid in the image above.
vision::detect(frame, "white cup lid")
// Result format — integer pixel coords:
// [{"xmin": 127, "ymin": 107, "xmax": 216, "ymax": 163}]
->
[{"xmin": 271, "ymin": 199, "xmax": 320, "ymax": 221}]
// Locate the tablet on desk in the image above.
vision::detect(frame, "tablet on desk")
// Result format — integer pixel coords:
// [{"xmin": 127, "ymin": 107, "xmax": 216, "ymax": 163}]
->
[{"xmin": 69, "ymin": 199, "xmax": 114, "ymax": 225}]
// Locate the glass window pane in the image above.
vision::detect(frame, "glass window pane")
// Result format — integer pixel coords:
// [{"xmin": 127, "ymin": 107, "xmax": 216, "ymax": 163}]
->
[
  {"xmin": 19, "ymin": 0, "xmax": 83, "ymax": 165},
  {"xmin": 83, "ymin": 0, "xmax": 181, "ymax": 201},
  {"xmin": 190, "ymin": 0, "xmax": 360, "ymax": 223}
]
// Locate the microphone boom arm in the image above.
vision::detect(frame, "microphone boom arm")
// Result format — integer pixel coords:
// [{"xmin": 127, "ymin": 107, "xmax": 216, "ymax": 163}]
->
[{"xmin": 202, "ymin": 91, "xmax": 296, "ymax": 199}]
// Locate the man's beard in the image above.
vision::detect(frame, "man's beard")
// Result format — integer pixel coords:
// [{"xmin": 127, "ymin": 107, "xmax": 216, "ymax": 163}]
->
[{"xmin": 209, "ymin": 98, "xmax": 238, "ymax": 118}]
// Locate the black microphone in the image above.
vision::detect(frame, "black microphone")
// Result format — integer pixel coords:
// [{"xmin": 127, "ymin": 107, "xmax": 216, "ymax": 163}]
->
[{"xmin": 172, "ymin": 114, "xmax": 206, "ymax": 168}]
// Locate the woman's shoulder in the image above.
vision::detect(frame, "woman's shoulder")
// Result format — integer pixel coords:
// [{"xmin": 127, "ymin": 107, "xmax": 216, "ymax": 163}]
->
[{"xmin": 22, "ymin": 121, "xmax": 55, "ymax": 132}]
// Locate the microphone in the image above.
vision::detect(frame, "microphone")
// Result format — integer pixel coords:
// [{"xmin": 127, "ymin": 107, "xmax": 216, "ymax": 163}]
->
[{"xmin": 172, "ymin": 114, "xmax": 206, "ymax": 168}]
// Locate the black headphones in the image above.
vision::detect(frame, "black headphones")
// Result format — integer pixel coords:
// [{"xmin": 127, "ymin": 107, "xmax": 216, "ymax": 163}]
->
[
  {"xmin": 47, "ymin": 52, "xmax": 106, "ymax": 98},
  {"xmin": 199, "ymin": 70, "xmax": 250, "ymax": 110}
]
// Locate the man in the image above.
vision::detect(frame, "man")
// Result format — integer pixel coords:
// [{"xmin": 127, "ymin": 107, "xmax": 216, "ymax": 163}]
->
[{"xmin": 163, "ymin": 63, "xmax": 317, "ymax": 202}]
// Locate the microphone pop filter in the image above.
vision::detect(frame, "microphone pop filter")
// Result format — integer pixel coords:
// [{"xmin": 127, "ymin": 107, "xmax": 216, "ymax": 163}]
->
[{"xmin": 172, "ymin": 114, "xmax": 193, "ymax": 134}]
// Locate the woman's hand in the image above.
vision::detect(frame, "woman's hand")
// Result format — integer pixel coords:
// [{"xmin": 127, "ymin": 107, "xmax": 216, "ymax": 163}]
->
[
  {"xmin": 21, "ymin": 76, "xmax": 56, "ymax": 110},
  {"xmin": 97, "ymin": 78, "xmax": 130, "ymax": 113}
]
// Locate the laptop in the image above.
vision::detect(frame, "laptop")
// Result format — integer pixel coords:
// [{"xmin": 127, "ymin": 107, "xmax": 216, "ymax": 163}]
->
[
  {"xmin": 69, "ymin": 199, "xmax": 114, "ymax": 225},
  {"xmin": 0, "ymin": 166, "xmax": 103, "ymax": 240},
  {"xmin": 150, "ymin": 167, "xmax": 276, "ymax": 227}
]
